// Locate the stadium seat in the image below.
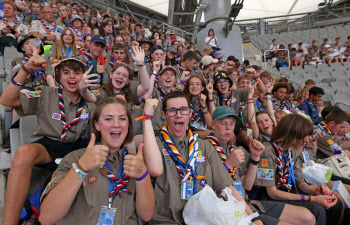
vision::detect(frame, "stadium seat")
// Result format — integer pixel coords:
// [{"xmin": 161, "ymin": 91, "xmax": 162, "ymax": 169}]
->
[{"xmin": 4, "ymin": 47, "xmax": 22, "ymax": 82}]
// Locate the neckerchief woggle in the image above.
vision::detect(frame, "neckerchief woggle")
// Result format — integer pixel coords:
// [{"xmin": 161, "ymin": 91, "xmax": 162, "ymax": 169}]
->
[
  {"xmin": 102, "ymin": 146, "xmax": 131, "ymax": 208},
  {"xmin": 159, "ymin": 124, "xmax": 200, "ymax": 195},
  {"xmin": 271, "ymin": 142, "xmax": 297, "ymax": 193},
  {"xmin": 218, "ymin": 91, "xmax": 235, "ymax": 107}
]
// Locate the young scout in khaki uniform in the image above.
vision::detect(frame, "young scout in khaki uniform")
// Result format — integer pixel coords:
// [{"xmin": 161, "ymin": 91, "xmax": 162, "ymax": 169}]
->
[
  {"xmin": 316, "ymin": 109, "xmax": 350, "ymax": 159},
  {"xmin": 208, "ymin": 106, "xmax": 317, "ymax": 225},
  {"xmin": 143, "ymin": 65, "xmax": 177, "ymax": 135},
  {"xmin": 0, "ymin": 57, "xmax": 95, "ymax": 225},
  {"xmin": 12, "ymin": 35, "xmax": 56, "ymax": 90},
  {"xmin": 150, "ymin": 91, "xmax": 263, "ymax": 225},
  {"xmin": 145, "ymin": 46, "xmax": 164, "ymax": 76},
  {"xmin": 271, "ymin": 82, "xmax": 293, "ymax": 111},
  {"xmin": 253, "ymin": 114, "xmax": 343, "ymax": 225},
  {"xmin": 40, "ymin": 98, "xmax": 162, "ymax": 225}
]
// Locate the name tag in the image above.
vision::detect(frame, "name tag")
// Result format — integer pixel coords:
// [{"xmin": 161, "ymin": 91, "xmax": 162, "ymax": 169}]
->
[
  {"xmin": 302, "ymin": 151, "xmax": 310, "ymax": 162},
  {"xmin": 96, "ymin": 206, "xmax": 116, "ymax": 225},
  {"xmin": 233, "ymin": 182, "xmax": 245, "ymax": 197},
  {"xmin": 181, "ymin": 180, "xmax": 193, "ymax": 200}
]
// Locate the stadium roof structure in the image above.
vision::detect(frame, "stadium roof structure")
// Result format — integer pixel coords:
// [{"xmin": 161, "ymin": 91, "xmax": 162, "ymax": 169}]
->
[{"xmin": 128, "ymin": 0, "xmax": 342, "ymax": 23}]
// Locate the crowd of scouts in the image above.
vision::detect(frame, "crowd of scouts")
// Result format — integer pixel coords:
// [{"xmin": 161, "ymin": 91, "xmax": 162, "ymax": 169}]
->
[{"xmin": 1, "ymin": 0, "xmax": 350, "ymax": 224}]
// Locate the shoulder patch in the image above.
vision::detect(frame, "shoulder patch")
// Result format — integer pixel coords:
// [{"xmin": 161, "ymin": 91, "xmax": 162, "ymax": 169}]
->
[
  {"xmin": 23, "ymin": 90, "xmax": 42, "ymax": 98},
  {"xmin": 91, "ymin": 89, "xmax": 100, "ymax": 96},
  {"xmin": 257, "ymin": 168, "xmax": 274, "ymax": 180}
]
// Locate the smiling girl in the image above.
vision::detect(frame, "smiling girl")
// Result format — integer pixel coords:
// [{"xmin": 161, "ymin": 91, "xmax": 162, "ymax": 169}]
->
[{"xmin": 50, "ymin": 28, "xmax": 80, "ymax": 64}]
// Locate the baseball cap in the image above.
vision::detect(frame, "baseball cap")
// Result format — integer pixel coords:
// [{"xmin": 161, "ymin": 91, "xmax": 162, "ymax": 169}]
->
[
  {"xmin": 201, "ymin": 55, "xmax": 218, "ymax": 67},
  {"xmin": 159, "ymin": 65, "xmax": 178, "ymax": 76},
  {"xmin": 91, "ymin": 35, "xmax": 106, "ymax": 47},
  {"xmin": 167, "ymin": 47, "xmax": 176, "ymax": 54},
  {"xmin": 72, "ymin": 15, "xmax": 83, "ymax": 23},
  {"xmin": 214, "ymin": 50, "xmax": 224, "ymax": 59},
  {"xmin": 323, "ymin": 38, "xmax": 328, "ymax": 42},
  {"xmin": 212, "ymin": 106, "xmax": 240, "ymax": 121}
]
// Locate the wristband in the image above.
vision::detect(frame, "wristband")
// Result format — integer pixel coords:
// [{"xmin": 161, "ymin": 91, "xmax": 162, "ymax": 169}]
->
[
  {"xmin": 203, "ymin": 107, "xmax": 209, "ymax": 114},
  {"xmin": 21, "ymin": 65, "xmax": 32, "ymax": 74},
  {"xmin": 136, "ymin": 169, "xmax": 149, "ymax": 181},
  {"xmin": 266, "ymin": 93, "xmax": 272, "ymax": 95},
  {"xmin": 208, "ymin": 99, "xmax": 214, "ymax": 101},
  {"xmin": 76, "ymin": 160, "xmax": 89, "ymax": 173},
  {"xmin": 301, "ymin": 194, "xmax": 306, "ymax": 201},
  {"xmin": 135, "ymin": 111, "xmax": 153, "ymax": 121},
  {"xmin": 223, "ymin": 162, "xmax": 231, "ymax": 172},
  {"xmin": 136, "ymin": 62, "xmax": 145, "ymax": 66},
  {"xmin": 308, "ymin": 194, "xmax": 312, "ymax": 201},
  {"xmin": 72, "ymin": 163, "xmax": 88, "ymax": 179},
  {"xmin": 78, "ymin": 85, "xmax": 87, "ymax": 93},
  {"xmin": 250, "ymin": 158, "xmax": 259, "ymax": 165},
  {"xmin": 11, "ymin": 78, "xmax": 23, "ymax": 87}
]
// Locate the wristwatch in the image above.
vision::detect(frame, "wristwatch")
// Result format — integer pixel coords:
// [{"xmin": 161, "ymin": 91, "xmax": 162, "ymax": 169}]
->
[{"xmin": 43, "ymin": 35, "xmax": 47, "ymax": 41}]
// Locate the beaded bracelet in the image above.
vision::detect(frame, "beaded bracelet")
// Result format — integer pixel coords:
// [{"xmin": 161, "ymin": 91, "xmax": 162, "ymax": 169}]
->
[
  {"xmin": 78, "ymin": 85, "xmax": 87, "ymax": 93},
  {"xmin": 72, "ymin": 163, "xmax": 88, "ymax": 179},
  {"xmin": 21, "ymin": 65, "xmax": 32, "ymax": 74},
  {"xmin": 136, "ymin": 169, "xmax": 149, "ymax": 181},
  {"xmin": 76, "ymin": 160, "xmax": 89, "ymax": 173}
]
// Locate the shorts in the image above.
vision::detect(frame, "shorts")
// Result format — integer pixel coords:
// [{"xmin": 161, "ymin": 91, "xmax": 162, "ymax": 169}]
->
[
  {"xmin": 261, "ymin": 200, "xmax": 285, "ymax": 218},
  {"xmin": 33, "ymin": 136, "xmax": 90, "ymax": 161}
]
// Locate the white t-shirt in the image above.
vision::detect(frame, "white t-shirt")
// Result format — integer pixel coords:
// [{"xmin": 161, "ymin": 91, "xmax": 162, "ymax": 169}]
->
[{"xmin": 205, "ymin": 36, "xmax": 217, "ymax": 47}]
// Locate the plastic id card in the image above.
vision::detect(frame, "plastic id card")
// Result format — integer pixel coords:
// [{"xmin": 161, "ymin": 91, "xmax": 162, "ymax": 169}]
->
[
  {"xmin": 96, "ymin": 206, "xmax": 116, "ymax": 225},
  {"xmin": 302, "ymin": 151, "xmax": 310, "ymax": 162},
  {"xmin": 181, "ymin": 180, "xmax": 194, "ymax": 200},
  {"xmin": 233, "ymin": 181, "xmax": 245, "ymax": 197}
]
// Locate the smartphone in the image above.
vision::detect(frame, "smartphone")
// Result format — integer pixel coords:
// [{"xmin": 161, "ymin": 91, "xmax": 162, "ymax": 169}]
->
[
  {"xmin": 86, "ymin": 60, "xmax": 101, "ymax": 85},
  {"xmin": 7, "ymin": 26, "xmax": 16, "ymax": 35}
]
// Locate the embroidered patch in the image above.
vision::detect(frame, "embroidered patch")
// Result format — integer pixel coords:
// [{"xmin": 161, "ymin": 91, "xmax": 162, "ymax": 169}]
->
[
  {"xmin": 162, "ymin": 149, "xmax": 169, "ymax": 155},
  {"xmin": 52, "ymin": 113, "xmax": 61, "ymax": 120},
  {"xmin": 327, "ymin": 139, "xmax": 334, "ymax": 145},
  {"xmin": 257, "ymin": 168, "xmax": 274, "ymax": 180},
  {"xmin": 88, "ymin": 175, "xmax": 97, "ymax": 184},
  {"xmin": 57, "ymin": 165, "xmax": 63, "ymax": 168},
  {"xmin": 80, "ymin": 109, "xmax": 89, "ymax": 121},
  {"xmin": 231, "ymin": 98, "xmax": 237, "ymax": 104},
  {"xmin": 24, "ymin": 91, "xmax": 41, "ymax": 98},
  {"xmin": 330, "ymin": 143, "xmax": 342, "ymax": 154},
  {"xmin": 167, "ymin": 159, "xmax": 171, "ymax": 166},
  {"xmin": 200, "ymin": 179, "xmax": 207, "ymax": 187},
  {"xmin": 261, "ymin": 159, "xmax": 268, "ymax": 167},
  {"xmin": 196, "ymin": 151, "xmax": 206, "ymax": 164},
  {"xmin": 91, "ymin": 89, "xmax": 100, "ymax": 96}
]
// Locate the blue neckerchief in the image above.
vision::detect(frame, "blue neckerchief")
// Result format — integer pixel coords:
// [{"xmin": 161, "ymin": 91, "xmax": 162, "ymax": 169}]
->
[
  {"xmin": 159, "ymin": 132, "xmax": 198, "ymax": 194},
  {"xmin": 62, "ymin": 47, "xmax": 73, "ymax": 59},
  {"xmin": 288, "ymin": 151, "xmax": 298, "ymax": 194},
  {"xmin": 256, "ymin": 99, "xmax": 263, "ymax": 111}
]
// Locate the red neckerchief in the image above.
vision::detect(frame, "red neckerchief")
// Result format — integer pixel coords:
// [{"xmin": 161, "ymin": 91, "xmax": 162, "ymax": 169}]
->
[{"xmin": 40, "ymin": 19, "xmax": 57, "ymax": 33}]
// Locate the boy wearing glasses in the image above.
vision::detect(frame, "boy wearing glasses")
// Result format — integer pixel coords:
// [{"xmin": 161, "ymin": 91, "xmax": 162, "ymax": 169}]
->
[{"xmin": 150, "ymin": 91, "xmax": 263, "ymax": 225}]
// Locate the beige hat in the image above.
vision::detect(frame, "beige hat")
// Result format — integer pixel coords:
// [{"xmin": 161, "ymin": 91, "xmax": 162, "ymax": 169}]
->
[
  {"xmin": 165, "ymin": 31, "xmax": 172, "ymax": 35},
  {"xmin": 201, "ymin": 55, "xmax": 218, "ymax": 67}
]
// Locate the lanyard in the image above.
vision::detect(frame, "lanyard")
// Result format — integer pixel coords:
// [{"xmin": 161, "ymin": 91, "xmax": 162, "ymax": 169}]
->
[
  {"xmin": 256, "ymin": 99, "xmax": 263, "ymax": 111},
  {"xmin": 288, "ymin": 150, "xmax": 298, "ymax": 194}
]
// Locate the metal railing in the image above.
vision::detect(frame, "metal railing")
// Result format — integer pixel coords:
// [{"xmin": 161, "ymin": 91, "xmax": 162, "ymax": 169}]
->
[
  {"xmin": 263, "ymin": 49, "xmax": 290, "ymax": 70},
  {"xmin": 335, "ymin": 102, "xmax": 350, "ymax": 113},
  {"xmin": 158, "ymin": 23, "xmax": 193, "ymax": 40}
]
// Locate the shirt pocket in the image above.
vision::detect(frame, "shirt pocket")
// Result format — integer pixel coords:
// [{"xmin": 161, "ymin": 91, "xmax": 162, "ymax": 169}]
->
[{"xmin": 196, "ymin": 163, "xmax": 213, "ymax": 192}]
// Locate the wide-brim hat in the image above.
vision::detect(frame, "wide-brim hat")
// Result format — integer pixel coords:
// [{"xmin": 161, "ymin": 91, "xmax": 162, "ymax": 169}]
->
[
  {"xmin": 138, "ymin": 38, "xmax": 153, "ymax": 47},
  {"xmin": 213, "ymin": 71, "xmax": 233, "ymax": 91},
  {"xmin": 54, "ymin": 57, "xmax": 86, "ymax": 82},
  {"xmin": 17, "ymin": 35, "xmax": 44, "ymax": 55}
]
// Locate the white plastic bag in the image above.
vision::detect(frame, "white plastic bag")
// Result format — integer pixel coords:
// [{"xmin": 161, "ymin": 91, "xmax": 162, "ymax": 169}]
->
[
  {"xmin": 302, "ymin": 160, "xmax": 333, "ymax": 185},
  {"xmin": 183, "ymin": 185, "xmax": 258, "ymax": 225}
]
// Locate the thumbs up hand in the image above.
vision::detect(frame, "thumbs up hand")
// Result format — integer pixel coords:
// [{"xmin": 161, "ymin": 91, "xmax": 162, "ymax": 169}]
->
[
  {"xmin": 124, "ymin": 143, "xmax": 147, "ymax": 179},
  {"xmin": 78, "ymin": 133, "xmax": 109, "ymax": 171}
]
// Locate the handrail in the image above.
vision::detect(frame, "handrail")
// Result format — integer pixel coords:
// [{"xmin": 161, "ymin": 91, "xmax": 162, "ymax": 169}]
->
[
  {"xmin": 263, "ymin": 49, "xmax": 290, "ymax": 70},
  {"xmin": 266, "ymin": 68, "xmax": 304, "ymax": 88},
  {"xmin": 335, "ymin": 102, "xmax": 350, "ymax": 108},
  {"xmin": 158, "ymin": 23, "xmax": 193, "ymax": 40}
]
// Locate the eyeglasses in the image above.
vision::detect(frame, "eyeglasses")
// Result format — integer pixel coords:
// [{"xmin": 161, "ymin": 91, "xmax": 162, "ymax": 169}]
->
[
  {"xmin": 42, "ymin": 11, "xmax": 54, "ymax": 14},
  {"xmin": 216, "ymin": 80, "xmax": 229, "ymax": 85},
  {"xmin": 165, "ymin": 107, "xmax": 191, "ymax": 117}
]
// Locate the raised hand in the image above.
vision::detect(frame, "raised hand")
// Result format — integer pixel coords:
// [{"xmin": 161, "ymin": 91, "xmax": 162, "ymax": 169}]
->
[
  {"xmin": 144, "ymin": 99, "xmax": 159, "ymax": 116},
  {"xmin": 124, "ymin": 143, "xmax": 147, "ymax": 179},
  {"xmin": 78, "ymin": 133, "xmax": 109, "ymax": 171},
  {"xmin": 265, "ymin": 82, "xmax": 273, "ymax": 93},
  {"xmin": 153, "ymin": 60, "xmax": 161, "ymax": 73},
  {"xmin": 180, "ymin": 71, "xmax": 191, "ymax": 82},
  {"xmin": 206, "ymin": 82, "xmax": 214, "ymax": 95},
  {"xmin": 25, "ymin": 55, "xmax": 47, "ymax": 73},
  {"xmin": 226, "ymin": 147, "xmax": 245, "ymax": 168},
  {"xmin": 200, "ymin": 93, "xmax": 207, "ymax": 107},
  {"xmin": 249, "ymin": 138, "xmax": 265, "ymax": 160},
  {"xmin": 78, "ymin": 66, "xmax": 99, "ymax": 91},
  {"xmin": 131, "ymin": 45, "xmax": 145, "ymax": 64}
]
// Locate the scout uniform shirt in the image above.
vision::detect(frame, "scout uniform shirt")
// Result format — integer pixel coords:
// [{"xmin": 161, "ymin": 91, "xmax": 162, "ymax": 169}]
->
[
  {"xmin": 272, "ymin": 98, "xmax": 292, "ymax": 111},
  {"xmin": 11, "ymin": 56, "xmax": 52, "ymax": 90},
  {"xmin": 15, "ymin": 86, "xmax": 95, "ymax": 143},
  {"xmin": 254, "ymin": 142, "xmax": 304, "ymax": 193},
  {"xmin": 194, "ymin": 70, "xmax": 213, "ymax": 84},
  {"xmin": 29, "ymin": 19, "xmax": 62, "ymax": 45},
  {"xmin": 24, "ymin": 13, "xmax": 40, "ymax": 26},
  {"xmin": 189, "ymin": 96, "xmax": 207, "ymax": 131},
  {"xmin": 257, "ymin": 133, "xmax": 271, "ymax": 144},
  {"xmin": 0, "ymin": 18, "xmax": 28, "ymax": 36},
  {"xmin": 213, "ymin": 88, "xmax": 249, "ymax": 117},
  {"xmin": 150, "ymin": 86, "xmax": 167, "ymax": 133},
  {"xmin": 150, "ymin": 136, "xmax": 233, "ymax": 225},
  {"xmin": 40, "ymin": 148, "xmax": 137, "ymax": 225},
  {"xmin": 241, "ymin": 99, "xmax": 277, "ymax": 125},
  {"xmin": 317, "ymin": 134, "xmax": 343, "ymax": 159}
]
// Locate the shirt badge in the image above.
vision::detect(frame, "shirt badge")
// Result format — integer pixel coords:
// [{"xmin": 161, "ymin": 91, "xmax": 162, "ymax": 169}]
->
[
  {"xmin": 88, "ymin": 175, "xmax": 97, "ymax": 184},
  {"xmin": 162, "ymin": 149, "xmax": 169, "ymax": 155},
  {"xmin": 80, "ymin": 109, "xmax": 89, "ymax": 121},
  {"xmin": 257, "ymin": 168, "xmax": 274, "ymax": 180},
  {"xmin": 52, "ymin": 113, "xmax": 61, "ymax": 120},
  {"xmin": 196, "ymin": 151, "xmax": 206, "ymax": 164},
  {"xmin": 231, "ymin": 98, "xmax": 237, "ymax": 104}
]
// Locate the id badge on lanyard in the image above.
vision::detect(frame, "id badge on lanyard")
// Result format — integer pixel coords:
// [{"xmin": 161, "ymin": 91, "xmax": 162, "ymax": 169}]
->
[
  {"xmin": 302, "ymin": 150, "xmax": 310, "ymax": 162},
  {"xmin": 96, "ymin": 206, "xmax": 116, "ymax": 225},
  {"xmin": 181, "ymin": 180, "xmax": 194, "ymax": 200},
  {"xmin": 233, "ymin": 181, "xmax": 245, "ymax": 198}
]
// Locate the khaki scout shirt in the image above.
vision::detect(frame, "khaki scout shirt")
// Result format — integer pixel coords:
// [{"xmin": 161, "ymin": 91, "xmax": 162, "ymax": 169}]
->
[
  {"xmin": 272, "ymin": 98, "xmax": 292, "ymax": 111},
  {"xmin": 41, "ymin": 148, "xmax": 137, "ymax": 225},
  {"xmin": 15, "ymin": 86, "xmax": 95, "ymax": 143},
  {"xmin": 254, "ymin": 143, "xmax": 304, "ymax": 190},
  {"xmin": 150, "ymin": 136, "xmax": 233, "ymax": 224},
  {"xmin": 11, "ymin": 57, "xmax": 52, "ymax": 89},
  {"xmin": 0, "ymin": 19, "xmax": 28, "ymax": 36},
  {"xmin": 29, "ymin": 20, "xmax": 62, "ymax": 45},
  {"xmin": 213, "ymin": 88, "xmax": 249, "ymax": 116},
  {"xmin": 257, "ymin": 133, "xmax": 271, "ymax": 144},
  {"xmin": 317, "ymin": 134, "xmax": 343, "ymax": 159},
  {"xmin": 150, "ymin": 86, "xmax": 169, "ymax": 132}
]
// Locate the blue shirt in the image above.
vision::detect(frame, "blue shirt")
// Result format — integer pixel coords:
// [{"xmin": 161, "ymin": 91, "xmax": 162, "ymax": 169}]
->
[
  {"xmin": 297, "ymin": 99, "xmax": 322, "ymax": 125},
  {"xmin": 0, "ymin": 1, "xmax": 4, "ymax": 19}
]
